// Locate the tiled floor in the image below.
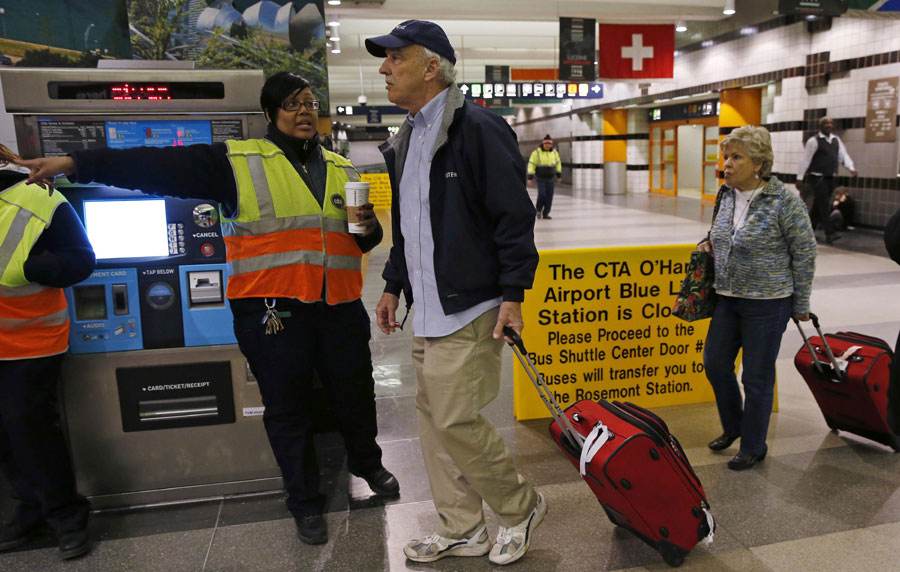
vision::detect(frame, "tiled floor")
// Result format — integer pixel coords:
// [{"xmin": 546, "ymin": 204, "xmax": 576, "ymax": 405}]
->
[{"xmin": 3, "ymin": 186, "xmax": 900, "ymax": 571}]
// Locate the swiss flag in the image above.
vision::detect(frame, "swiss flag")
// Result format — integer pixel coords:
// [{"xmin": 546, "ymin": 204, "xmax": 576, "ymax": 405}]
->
[{"xmin": 597, "ymin": 24, "xmax": 674, "ymax": 79}]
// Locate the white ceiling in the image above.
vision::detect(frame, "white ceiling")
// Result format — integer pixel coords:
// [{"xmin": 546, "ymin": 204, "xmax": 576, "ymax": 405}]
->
[{"xmin": 322, "ymin": 0, "xmax": 737, "ymax": 113}]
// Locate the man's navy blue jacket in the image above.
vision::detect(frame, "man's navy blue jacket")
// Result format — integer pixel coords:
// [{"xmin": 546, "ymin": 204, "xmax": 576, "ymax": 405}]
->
[{"xmin": 379, "ymin": 85, "xmax": 539, "ymax": 315}]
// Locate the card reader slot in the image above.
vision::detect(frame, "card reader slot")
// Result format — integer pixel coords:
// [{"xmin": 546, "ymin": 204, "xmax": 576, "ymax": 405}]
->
[
  {"xmin": 138, "ymin": 396, "xmax": 219, "ymax": 422},
  {"xmin": 112, "ymin": 283, "xmax": 129, "ymax": 315}
]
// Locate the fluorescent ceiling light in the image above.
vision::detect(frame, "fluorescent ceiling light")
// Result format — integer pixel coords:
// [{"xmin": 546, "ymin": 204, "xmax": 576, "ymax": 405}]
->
[{"xmin": 327, "ymin": 0, "xmax": 341, "ymax": 5}]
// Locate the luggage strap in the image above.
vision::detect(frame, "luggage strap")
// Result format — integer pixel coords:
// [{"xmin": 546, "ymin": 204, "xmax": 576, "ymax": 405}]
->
[
  {"xmin": 702, "ymin": 508, "xmax": 716, "ymax": 545},
  {"xmin": 579, "ymin": 421, "xmax": 611, "ymax": 476}
]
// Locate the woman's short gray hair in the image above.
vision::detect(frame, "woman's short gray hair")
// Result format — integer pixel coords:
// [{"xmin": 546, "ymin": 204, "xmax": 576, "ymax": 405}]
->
[
  {"xmin": 720, "ymin": 125, "xmax": 774, "ymax": 178},
  {"xmin": 422, "ymin": 46, "xmax": 457, "ymax": 86}
]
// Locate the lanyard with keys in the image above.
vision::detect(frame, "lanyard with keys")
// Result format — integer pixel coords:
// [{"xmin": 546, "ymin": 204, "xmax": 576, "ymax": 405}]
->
[{"xmin": 262, "ymin": 298, "xmax": 285, "ymax": 335}]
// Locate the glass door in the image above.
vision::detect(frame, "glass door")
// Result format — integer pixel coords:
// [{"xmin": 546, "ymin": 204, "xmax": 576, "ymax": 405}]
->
[
  {"xmin": 701, "ymin": 121, "xmax": 721, "ymax": 201},
  {"xmin": 650, "ymin": 120, "xmax": 677, "ymax": 196}
]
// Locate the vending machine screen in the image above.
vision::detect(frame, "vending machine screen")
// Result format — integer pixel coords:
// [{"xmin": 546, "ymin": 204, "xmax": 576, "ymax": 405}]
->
[{"xmin": 83, "ymin": 198, "xmax": 170, "ymax": 260}]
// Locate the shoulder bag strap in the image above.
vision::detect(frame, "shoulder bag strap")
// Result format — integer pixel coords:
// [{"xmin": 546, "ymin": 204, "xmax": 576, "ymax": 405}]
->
[{"xmin": 705, "ymin": 184, "xmax": 727, "ymax": 242}]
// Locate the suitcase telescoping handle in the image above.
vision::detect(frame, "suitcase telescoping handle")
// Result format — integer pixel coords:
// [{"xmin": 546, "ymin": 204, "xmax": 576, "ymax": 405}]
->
[
  {"xmin": 792, "ymin": 312, "xmax": 845, "ymax": 382},
  {"xmin": 502, "ymin": 326, "xmax": 585, "ymax": 448}
]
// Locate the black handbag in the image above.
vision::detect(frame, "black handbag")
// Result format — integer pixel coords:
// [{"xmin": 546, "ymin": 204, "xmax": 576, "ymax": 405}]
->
[{"xmin": 672, "ymin": 186, "xmax": 725, "ymax": 322}]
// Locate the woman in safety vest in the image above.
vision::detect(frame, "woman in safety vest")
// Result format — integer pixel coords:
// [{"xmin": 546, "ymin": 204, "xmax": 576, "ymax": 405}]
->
[
  {"xmin": 19, "ymin": 73, "xmax": 398, "ymax": 546},
  {"xmin": 0, "ymin": 145, "xmax": 95, "ymax": 560}
]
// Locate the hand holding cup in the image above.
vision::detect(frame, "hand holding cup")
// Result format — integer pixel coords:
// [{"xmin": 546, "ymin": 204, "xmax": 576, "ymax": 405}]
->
[{"xmin": 345, "ymin": 181, "xmax": 374, "ymax": 236}]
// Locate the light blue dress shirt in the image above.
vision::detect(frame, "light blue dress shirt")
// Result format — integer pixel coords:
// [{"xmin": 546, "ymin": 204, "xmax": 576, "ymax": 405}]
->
[{"xmin": 399, "ymin": 87, "xmax": 501, "ymax": 337}]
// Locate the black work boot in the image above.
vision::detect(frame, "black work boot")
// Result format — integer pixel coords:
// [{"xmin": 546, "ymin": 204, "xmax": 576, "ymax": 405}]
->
[
  {"xmin": 361, "ymin": 467, "xmax": 400, "ymax": 497},
  {"xmin": 58, "ymin": 527, "xmax": 91, "ymax": 560},
  {"xmin": 296, "ymin": 514, "xmax": 328, "ymax": 545}
]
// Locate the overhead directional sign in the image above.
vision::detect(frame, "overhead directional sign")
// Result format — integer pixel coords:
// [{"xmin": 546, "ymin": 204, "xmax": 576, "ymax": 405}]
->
[
  {"xmin": 335, "ymin": 104, "xmax": 406, "ymax": 117},
  {"xmin": 458, "ymin": 82, "xmax": 603, "ymax": 100}
]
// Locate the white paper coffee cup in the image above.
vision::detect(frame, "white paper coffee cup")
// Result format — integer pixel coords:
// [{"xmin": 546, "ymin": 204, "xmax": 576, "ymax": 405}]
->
[{"xmin": 344, "ymin": 181, "xmax": 370, "ymax": 234}]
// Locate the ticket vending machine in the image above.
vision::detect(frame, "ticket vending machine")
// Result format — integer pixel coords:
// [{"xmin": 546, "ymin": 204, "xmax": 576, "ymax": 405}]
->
[{"xmin": 1, "ymin": 67, "xmax": 283, "ymax": 507}]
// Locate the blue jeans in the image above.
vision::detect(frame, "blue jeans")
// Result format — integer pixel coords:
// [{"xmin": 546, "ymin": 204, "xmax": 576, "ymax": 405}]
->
[
  {"xmin": 703, "ymin": 295, "xmax": 792, "ymax": 456},
  {"xmin": 535, "ymin": 180, "xmax": 555, "ymax": 216}
]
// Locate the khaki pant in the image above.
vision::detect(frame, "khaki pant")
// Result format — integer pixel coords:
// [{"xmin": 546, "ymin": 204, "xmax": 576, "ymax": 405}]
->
[{"xmin": 412, "ymin": 308, "xmax": 537, "ymax": 539}]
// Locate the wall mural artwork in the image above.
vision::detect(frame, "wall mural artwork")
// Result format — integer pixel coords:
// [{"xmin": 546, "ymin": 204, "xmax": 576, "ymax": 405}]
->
[
  {"xmin": 127, "ymin": 0, "xmax": 329, "ymax": 111},
  {"xmin": 0, "ymin": 0, "xmax": 132, "ymax": 67}
]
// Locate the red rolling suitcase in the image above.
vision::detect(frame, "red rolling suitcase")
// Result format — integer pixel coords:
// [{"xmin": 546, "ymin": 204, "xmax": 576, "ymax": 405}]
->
[
  {"xmin": 793, "ymin": 313, "xmax": 900, "ymax": 451},
  {"xmin": 504, "ymin": 327, "xmax": 714, "ymax": 568}
]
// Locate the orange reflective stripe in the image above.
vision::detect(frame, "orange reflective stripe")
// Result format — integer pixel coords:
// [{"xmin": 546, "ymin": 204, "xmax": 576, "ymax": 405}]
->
[
  {"xmin": 223, "ymin": 228, "xmax": 323, "ymax": 261},
  {"xmin": 0, "ymin": 321, "xmax": 68, "ymax": 360},
  {"xmin": 226, "ymin": 264, "xmax": 326, "ymax": 302},
  {"xmin": 325, "ymin": 268, "xmax": 364, "ymax": 305},
  {"xmin": 324, "ymin": 232, "xmax": 363, "ymax": 258},
  {"xmin": 0, "ymin": 287, "xmax": 67, "ymax": 320}
]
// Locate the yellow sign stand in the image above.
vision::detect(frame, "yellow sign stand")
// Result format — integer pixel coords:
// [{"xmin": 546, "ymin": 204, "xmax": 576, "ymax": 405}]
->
[
  {"xmin": 514, "ymin": 244, "xmax": 718, "ymax": 420},
  {"xmin": 360, "ymin": 173, "xmax": 392, "ymax": 210}
]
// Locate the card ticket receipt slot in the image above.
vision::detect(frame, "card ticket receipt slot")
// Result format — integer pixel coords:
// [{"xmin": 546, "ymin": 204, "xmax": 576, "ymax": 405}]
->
[
  {"xmin": 138, "ymin": 395, "xmax": 220, "ymax": 423},
  {"xmin": 188, "ymin": 270, "xmax": 223, "ymax": 306},
  {"xmin": 117, "ymin": 362, "xmax": 235, "ymax": 432}
]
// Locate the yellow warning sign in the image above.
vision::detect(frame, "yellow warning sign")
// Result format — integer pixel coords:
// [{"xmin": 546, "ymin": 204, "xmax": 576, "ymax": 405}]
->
[
  {"xmin": 360, "ymin": 173, "xmax": 392, "ymax": 210},
  {"xmin": 514, "ymin": 244, "xmax": 717, "ymax": 420}
]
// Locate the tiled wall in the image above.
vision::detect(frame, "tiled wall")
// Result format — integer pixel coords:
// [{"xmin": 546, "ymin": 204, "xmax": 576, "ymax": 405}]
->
[{"xmin": 511, "ymin": 12, "xmax": 900, "ymax": 227}]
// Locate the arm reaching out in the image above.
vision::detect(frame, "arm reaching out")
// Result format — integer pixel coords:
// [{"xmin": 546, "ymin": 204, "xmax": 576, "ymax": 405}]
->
[{"xmin": 17, "ymin": 156, "xmax": 76, "ymax": 191}]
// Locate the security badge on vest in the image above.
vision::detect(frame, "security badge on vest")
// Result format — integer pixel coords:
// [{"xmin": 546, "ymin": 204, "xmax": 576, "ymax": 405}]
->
[{"xmin": 221, "ymin": 139, "xmax": 364, "ymax": 334}]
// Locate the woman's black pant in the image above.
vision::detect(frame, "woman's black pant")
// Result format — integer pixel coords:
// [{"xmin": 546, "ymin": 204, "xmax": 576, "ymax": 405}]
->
[
  {"xmin": 233, "ymin": 299, "xmax": 383, "ymax": 518},
  {"xmin": 0, "ymin": 354, "xmax": 90, "ymax": 533}
]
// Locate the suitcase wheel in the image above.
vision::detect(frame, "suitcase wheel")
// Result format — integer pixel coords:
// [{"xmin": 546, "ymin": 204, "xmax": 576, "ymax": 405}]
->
[
  {"xmin": 659, "ymin": 542, "xmax": 687, "ymax": 568},
  {"xmin": 662, "ymin": 552, "xmax": 685, "ymax": 568}
]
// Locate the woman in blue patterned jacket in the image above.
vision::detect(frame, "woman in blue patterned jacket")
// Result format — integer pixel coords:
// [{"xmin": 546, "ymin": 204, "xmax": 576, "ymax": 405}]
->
[{"xmin": 698, "ymin": 125, "xmax": 816, "ymax": 471}]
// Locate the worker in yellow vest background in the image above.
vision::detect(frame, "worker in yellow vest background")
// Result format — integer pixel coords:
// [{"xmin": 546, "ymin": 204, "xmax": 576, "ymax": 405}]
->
[
  {"xmin": 0, "ymin": 145, "xmax": 95, "ymax": 560},
  {"xmin": 19, "ymin": 72, "xmax": 399, "ymax": 547},
  {"xmin": 527, "ymin": 134, "xmax": 562, "ymax": 220}
]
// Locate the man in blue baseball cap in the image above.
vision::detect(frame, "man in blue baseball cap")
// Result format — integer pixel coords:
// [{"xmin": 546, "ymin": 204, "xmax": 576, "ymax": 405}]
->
[
  {"xmin": 365, "ymin": 19, "xmax": 457, "ymax": 64},
  {"xmin": 369, "ymin": 20, "xmax": 546, "ymax": 567}
]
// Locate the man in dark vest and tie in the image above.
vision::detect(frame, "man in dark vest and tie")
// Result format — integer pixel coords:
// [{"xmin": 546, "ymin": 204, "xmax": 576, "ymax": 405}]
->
[{"xmin": 797, "ymin": 116, "xmax": 857, "ymax": 244}]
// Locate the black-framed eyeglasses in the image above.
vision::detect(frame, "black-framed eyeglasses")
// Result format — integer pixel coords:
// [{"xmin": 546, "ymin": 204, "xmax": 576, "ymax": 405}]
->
[{"xmin": 281, "ymin": 99, "xmax": 320, "ymax": 112}]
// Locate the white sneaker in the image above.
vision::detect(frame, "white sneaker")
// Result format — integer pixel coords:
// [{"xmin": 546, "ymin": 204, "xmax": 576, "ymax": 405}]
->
[
  {"xmin": 403, "ymin": 524, "xmax": 491, "ymax": 563},
  {"xmin": 489, "ymin": 492, "xmax": 548, "ymax": 565}
]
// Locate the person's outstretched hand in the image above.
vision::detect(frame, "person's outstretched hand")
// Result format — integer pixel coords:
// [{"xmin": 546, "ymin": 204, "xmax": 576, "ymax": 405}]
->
[{"xmin": 17, "ymin": 156, "xmax": 77, "ymax": 192}]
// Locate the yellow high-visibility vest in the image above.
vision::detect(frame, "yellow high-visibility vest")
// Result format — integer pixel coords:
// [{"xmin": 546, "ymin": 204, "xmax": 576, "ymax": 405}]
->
[
  {"xmin": 222, "ymin": 139, "xmax": 364, "ymax": 304},
  {"xmin": 0, "ymin": 181, "xmax": 69, "ymax": 359}
]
